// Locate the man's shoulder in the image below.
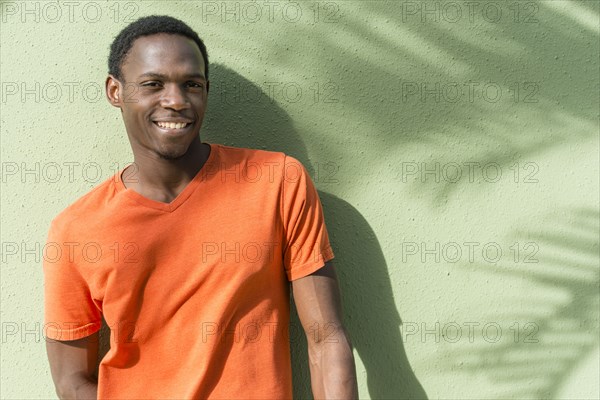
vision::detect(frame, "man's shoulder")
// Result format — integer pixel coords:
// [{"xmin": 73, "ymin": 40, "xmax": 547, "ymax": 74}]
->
[
  {"xmin": 215, "ymin": 143, "xmax": 286, "ymax": 163},
  {"xmin": 49, "ymin": 175, "xmax": 116, "ymax": 235},
  {"xmin": 214, "ymin": 143, "xmax": 306, "ymax": 172}
]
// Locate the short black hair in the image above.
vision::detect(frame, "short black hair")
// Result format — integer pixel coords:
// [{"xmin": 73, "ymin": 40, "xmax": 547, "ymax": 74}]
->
[{"xmin": 108, "ymin": 15, "xmax": 209, "ymax": 81}]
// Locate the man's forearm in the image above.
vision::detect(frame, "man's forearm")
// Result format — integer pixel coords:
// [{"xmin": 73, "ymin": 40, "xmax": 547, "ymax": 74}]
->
[{"xmin": 307, "ymin": 326, "xmax": 359, "ymax": 399}]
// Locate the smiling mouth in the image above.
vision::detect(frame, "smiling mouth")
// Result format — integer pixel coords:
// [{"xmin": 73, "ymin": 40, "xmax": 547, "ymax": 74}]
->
[{"xmin": 153, "ymin": 121, "xmax": 193, "ymax": 130}]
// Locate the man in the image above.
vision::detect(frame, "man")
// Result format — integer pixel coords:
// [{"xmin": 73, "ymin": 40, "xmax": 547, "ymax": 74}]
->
[{"xmin": 43, "ymin": 15, "xmax": 358, "ymax": 399}]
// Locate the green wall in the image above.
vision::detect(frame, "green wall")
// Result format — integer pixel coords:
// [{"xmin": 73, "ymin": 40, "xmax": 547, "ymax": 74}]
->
[{"xmin": 1, "ymin": 1, "xmax": 598, "ymax": 398}]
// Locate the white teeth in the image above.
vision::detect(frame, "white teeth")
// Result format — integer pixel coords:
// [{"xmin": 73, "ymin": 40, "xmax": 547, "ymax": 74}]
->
[{"xmin": 156, "ymin": 122, "xmax": 189, "ymax": 129}]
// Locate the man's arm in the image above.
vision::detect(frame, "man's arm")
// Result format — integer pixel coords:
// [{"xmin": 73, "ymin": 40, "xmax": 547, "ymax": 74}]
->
[
  {"xmin": 45, "ymin": 331, "xmax": 99, "ymax": 399},
  {"xmin": 291, "ymin": 260, "xmax": 359, "ymax": 399}
]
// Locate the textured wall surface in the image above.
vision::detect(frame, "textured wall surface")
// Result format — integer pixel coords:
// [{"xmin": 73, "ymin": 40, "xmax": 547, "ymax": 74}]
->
[{"xmin": 1, "ymin": 0, "xmax": 599, "ymax": 399}]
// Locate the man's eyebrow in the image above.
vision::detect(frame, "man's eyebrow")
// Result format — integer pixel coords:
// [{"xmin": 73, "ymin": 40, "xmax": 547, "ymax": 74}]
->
[{"xmin": 137, "ymin": 72, "xmax": 206, "ymax": 80}]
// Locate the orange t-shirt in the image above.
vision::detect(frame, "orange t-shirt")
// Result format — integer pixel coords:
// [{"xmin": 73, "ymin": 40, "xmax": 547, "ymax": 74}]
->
[{"xmin": 42, "ymin": 143, "xmax": 334, "ymax": 399}]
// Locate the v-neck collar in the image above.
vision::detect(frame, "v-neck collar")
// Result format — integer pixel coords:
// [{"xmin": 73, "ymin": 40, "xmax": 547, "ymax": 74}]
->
[{"xmin": 115, "ymin": 143, "xmax": 218, "ymax": 213}]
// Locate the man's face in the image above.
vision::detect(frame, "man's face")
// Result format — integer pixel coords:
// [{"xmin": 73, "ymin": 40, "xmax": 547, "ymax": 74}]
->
[{"xmin": 110, "ymin": 33, "xmax": 208, "ymax": 160}]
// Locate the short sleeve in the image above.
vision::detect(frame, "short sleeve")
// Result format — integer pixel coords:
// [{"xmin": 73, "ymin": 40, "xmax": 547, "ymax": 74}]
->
[
  {"xmin": 42, "ymin": 218, "xmax": 102, "ymax": 341},
  {"xmin": 280, "ymin": 155, "xmax": 335, "ymax": 281}
]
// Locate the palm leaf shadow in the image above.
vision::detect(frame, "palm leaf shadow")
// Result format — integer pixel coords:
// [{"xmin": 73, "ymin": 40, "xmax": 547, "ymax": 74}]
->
[{"xmin": 435, "ymin": 207, "xmax": 599, "ymax": 398}]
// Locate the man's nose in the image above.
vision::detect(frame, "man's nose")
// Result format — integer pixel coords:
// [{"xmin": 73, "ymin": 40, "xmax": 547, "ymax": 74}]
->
[{"xmin": 160, "ymin": 84, "xmax": 189, "ymax": 110}]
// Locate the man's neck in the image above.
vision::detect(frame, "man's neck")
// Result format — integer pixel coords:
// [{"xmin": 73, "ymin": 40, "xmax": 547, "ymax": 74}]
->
[{"xmin": 122, "ymin": 139, "xmax": 211, "ymax": 204}]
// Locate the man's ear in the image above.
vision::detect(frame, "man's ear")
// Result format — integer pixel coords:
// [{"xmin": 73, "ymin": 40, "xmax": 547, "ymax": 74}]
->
[{"xmin": 105, "ymin": 75, "xmax": 121, "ymax": 108}]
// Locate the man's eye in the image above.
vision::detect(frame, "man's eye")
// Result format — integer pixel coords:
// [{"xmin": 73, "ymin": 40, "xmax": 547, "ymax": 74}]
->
[
  {"xmin": 187, "ymin": 82, "xmax": 204, "ymax": 88},
  {"xmin": 141, "ymin": 82, "xmax": 161, "ymax": 87}
]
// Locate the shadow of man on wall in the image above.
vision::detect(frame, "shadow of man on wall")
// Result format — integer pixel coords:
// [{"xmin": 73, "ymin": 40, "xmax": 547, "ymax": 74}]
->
[{"xmin": 97, "ymin": 63, "xmax": 427, "ymax": 399}]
